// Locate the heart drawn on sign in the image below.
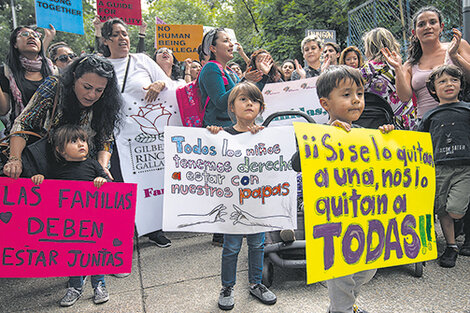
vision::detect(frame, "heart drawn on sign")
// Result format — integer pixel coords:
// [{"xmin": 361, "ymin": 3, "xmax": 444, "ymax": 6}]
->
[
  {"xmin": 113, "ymin": 238, "xmax": 123, "ymax": 247},
  {"xmin": 0, "ymin": 212, "xmax": 12, "ymax": 224}
]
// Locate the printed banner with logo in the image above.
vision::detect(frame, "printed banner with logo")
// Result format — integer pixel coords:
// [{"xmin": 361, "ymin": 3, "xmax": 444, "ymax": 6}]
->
[
  {"xmin": 260, "ymin": 77, "xmax": 328, "ymax": 126},
  {"xmin": 35, "ymin": 0, "xmax": 84, "ymax": 34},
  {"xmin": 0, "ymin": 178, "xmax": 136, "ymax": 278},
  {"xmin": 163, "ymin": 126, "xmax": 297, "ymax": 234},
  {"xmin": 115, "ymin": 88, "xmax": 182, "ymax": 236},
  {"xmin": 293, "ymin": 123, "xmax": 437, "ymax": 284}
]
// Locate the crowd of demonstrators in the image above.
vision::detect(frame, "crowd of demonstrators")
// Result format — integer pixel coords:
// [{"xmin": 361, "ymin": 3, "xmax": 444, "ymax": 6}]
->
[
  {"xmin": 101, "ymin": 18, "xmax": 174, "ymax": 248},
  {"xmin": 339, "ymin": 46, "xmax": 363, "ymax": 69}
]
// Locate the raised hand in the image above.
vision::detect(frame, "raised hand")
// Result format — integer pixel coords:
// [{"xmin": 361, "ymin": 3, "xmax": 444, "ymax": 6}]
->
[
  {"xmin": 244, "ymin": 66, "xmax": 263, "ymax": 83},
  {"xmin": 381, "ymin": 47, "xmax": 402, "ymax": 69},
  {"xmin": 257, "ymin": 54, "xmax": 273, "ymax": 75},
  {"xmin": 294, "ymin": 59, "xmax": 306, "ymax": 79},
  {"xmin": 448, "ymin": 28, "xmax": 462, "ymax": 58}
]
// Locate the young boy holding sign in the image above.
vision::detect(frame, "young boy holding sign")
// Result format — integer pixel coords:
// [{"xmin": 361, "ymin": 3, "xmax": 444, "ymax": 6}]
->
[
  {"xmin": 293, "ymin": 65, "xmax": 394, "ymax": 313},
  {"xmin": 31, "ymin": 125, "xmax": 110, "ymax": 307},
  {"xmin": 420, "ymin": 64, "xmax": 470, "ymax": 268}
]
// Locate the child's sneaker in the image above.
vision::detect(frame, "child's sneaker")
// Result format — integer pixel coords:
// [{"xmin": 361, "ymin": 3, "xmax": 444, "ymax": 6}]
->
[
  {"xmin": 148, "ymin": 230, "xmax": 171, "ymax": 248},
  {"xmin": 93, "ymin": 281, "xmax": 109, "ymax": 304},
  {"xmin": 60, "ymin": 287, "xmax": 82, "ymax": 307},
  {"xmin": 439, "ymin": 246, "xmax": 458, "ymax": 268},
  {"xmin": 249, "ymin": 283, "xmax": 277, "ymax": 305},
  {"xmin": 218, "ymin": 286, "xmax": 234, "ymax": 310}
]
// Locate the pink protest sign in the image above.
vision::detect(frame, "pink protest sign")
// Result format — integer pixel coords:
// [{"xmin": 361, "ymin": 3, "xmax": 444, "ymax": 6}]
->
[
  {"xmin": 97, "ymin": 0, "xmax": 142, "ymax": 25},
  {"xmin": 0, "ymin": 177, "xmax": 136, "ymax": 278}
]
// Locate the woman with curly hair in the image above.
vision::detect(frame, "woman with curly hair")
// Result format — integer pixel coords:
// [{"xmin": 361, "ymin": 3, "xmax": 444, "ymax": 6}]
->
[
  {"xmin": 3, "ymin": 54, "xmax": 122, "ymax": 181},
  {"xmin": 339, "ymin": 46, "xmax": 363, "ymax": 69},
  {"xmin": 0, "ymin": 26, "xmax": 56, "ymax": 133}
]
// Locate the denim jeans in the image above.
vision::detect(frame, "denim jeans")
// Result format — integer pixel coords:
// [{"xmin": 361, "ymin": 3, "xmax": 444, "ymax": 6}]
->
[
  {"xmin": 221, "ymin": 233, "xmax": 265, "ymax": 287},
  {"xmin": 69, "ymin": 275, "xmax": 105, "ymax": 289}
]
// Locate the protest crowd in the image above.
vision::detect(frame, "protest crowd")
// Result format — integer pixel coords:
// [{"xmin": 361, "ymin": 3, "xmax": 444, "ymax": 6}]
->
[{"xmin": 0, "ymin": 4, "xmax": 470, "ymax": 313}]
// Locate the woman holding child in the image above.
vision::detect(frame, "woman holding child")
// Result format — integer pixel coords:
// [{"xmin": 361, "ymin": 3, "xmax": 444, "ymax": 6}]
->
[{"xmin": 3, "ymin": 54, "xmax": 122, "ymax": 180}]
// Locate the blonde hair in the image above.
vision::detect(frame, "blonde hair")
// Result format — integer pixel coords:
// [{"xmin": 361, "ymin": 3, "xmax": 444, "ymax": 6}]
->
[
  {"xmin": 363, "ymin": 27, "xmax": 400, "ymax": 63},
  {"xmin": 339, "ymin": 46, "xmax": 364, "ymax": 68}
]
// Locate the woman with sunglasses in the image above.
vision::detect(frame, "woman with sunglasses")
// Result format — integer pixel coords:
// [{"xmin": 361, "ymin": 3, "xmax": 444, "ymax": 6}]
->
[
  {"xmin": 0, "ymin": 26, "xmax": 57, "ymax": 135},
  {"xmin": 101, "ymin": 18, "xmax": 173, "ymax": 248},
  {"xmin": 48, "ymin": 41, "xmax": 77, "ymax": 71},
  {"xmin": 4, "ymin": 54, "xmax": 122, "ymax": 184}
]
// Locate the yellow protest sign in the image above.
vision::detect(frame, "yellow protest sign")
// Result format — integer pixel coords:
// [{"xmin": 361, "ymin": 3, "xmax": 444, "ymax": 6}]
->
[
  {"xmin": 293, "ymin": 123, "xmax": 437, "ymax": 284},
  {"xmin": 155, "ymin": 24, "xmax": 203, "ymax": 60}
]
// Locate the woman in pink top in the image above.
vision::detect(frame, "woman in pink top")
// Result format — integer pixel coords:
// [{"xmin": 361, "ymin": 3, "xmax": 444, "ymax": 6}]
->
[{"xmin": 382, "ymin": 6, "xmax": 470, "ymax": 121}]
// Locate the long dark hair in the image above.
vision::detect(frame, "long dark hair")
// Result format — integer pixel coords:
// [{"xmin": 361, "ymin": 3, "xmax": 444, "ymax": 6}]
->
[
  {"xmin": 250, "ymin": 49, "xmax": 280, "ymax": 82},
  {"xmin": 6, "ymin": 26, "xmax": 53, "ymax": 102},
  {"xmin": 407, "ymin": 6, "xmax": 443, "ymax": 66},
  {"xmin": 58, "ymin": 54, "xmax": 122, "ymax": 153},
  {"xmin": 101, "ymin": 18, "xmax": 128, "ymax": 58}
]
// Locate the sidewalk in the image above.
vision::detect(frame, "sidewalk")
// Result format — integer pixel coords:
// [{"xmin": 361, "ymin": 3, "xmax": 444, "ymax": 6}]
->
[{"xmin": 1, "ymin": 231, "xmax": 470, "ymax": 312}]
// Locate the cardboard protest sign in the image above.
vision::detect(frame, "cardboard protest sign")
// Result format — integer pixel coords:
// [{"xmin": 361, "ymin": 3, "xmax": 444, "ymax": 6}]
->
[
  {"xmin": 293, "ymin": 123, "xmax": 437, "ymax": 284},
  {"xmin": 260, "ymin": 77, "xmax": 328, "ymax": 126},
  {"xmin": 155, "ymin": 25, "xmax": 204, "ymax": 60},
  {"xmin": 97, "ymin": 0, "xmax": 142, "ymax": 25},
  {"xmin": 305, "ymin": 29, "xmax": 336, "ymax": 43},
  {"xmin": 163, "ymin": 126, "xmax": 297, "ymax": 234},
  {"xmin": 115, "ymin": 85, "xmax": 183, "ymax": 236},
  {"xmin": 35, "ymin": 0, "xmax": 84, "ymax": 35},
  {"xmin": 0, "ymin": 178, "xmax": 136, "ymax": 278}
]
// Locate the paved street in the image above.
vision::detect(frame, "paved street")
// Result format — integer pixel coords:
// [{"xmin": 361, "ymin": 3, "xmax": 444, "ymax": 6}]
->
[{"xmin": 1, "ymin": 230, "xmax": 470, "ymax": 313}]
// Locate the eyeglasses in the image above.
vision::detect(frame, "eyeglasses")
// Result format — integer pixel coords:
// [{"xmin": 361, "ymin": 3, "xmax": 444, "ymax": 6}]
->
[
  {"xmin": 157, "ymin": 48, "xmax": 173, "ymax": 54},
  {"xmin": 17, "ymin": 30, "xmax": 42, "ymax": 39},
  {"xmin": 55, "ymin": 53, "xmax": 77, "ymax": 63}
]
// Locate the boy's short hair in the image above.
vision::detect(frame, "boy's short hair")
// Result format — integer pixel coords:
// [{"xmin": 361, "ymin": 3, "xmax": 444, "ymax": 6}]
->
[
  {"xmin": 316, "ymin": 65, "xmax": 364, "ymax": 99},
  {"xmin": 426, "ymin": 64, "xmax": 466, "ymax": 102},
  {"xmin": 301, "ymin": 35, "xmax": 322, "ymax": 52},
  {"xmin": 51, "ymin": 124, "xmax": 89, "ymax": 161},
  {"xmin": 227, "ymin": 82, "xmax": 265, "ymax": 122}
]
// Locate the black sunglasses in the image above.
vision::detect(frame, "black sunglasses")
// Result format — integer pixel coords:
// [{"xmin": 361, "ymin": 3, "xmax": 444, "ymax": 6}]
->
[
  {"xmin": 79, "ymin": 56, "xmax": 114, "ymax": 74},
  {"xmin": 55, "ymin": 53, "xmax": 77, "ymax": 63}
]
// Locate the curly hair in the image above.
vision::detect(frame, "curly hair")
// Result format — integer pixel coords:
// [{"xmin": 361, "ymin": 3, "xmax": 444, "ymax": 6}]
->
[
  {"xmin": 407, "ymin": 6, "xmax": 443, "ymax": 66},
  {"xmin": 339, "ymin": 46, "xmax": 364, "ymax": 68},
  {"xmin": 7, "ymin": 26, "xmax": 53, "ymax": 101},
  {"xmin": 249, "ymin": 49, "xmax": 280, "ymax": 82},
  {"xmin": 58, "ymin": 54, "xmax": 122, "ymax": 152}
]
